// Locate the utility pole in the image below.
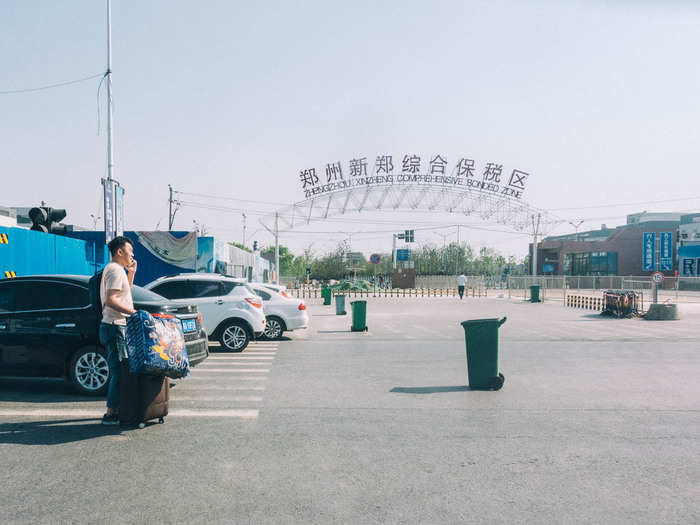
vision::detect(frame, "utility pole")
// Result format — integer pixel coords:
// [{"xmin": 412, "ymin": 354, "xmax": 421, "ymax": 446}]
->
[
  {"xmin": 531, "ymin": 213, "xmax": 541, "ymax": 283},
  {"xmin": 457, "ymin": 225, "xmax": 461, "ymax": 273},
  {"xmin": 392, "ymin": 233, "xmax": 397, "ymax": 270},
  {"xmin": 242, "ymin": 212, "xmax": 247, "ymax": 247},
  {"xmin": 168, "ymin": 184, "xmax": 173, "ymax": 230},
  {"xmin": 106, "ymin": 0, "xmax": 114, "ymax": 186},
  {"xmin": 274, "ymin": 212, "xmax": 280, "ymax": 285},
  {"xmin": 102, "ymin": 0, "xmax": 116, "ymax": 242}
]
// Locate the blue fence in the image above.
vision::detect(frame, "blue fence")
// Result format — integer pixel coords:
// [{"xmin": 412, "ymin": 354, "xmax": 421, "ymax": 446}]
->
[{"xmin": 0, "ymin": 227, "xmax": 108, "ymax": 278}]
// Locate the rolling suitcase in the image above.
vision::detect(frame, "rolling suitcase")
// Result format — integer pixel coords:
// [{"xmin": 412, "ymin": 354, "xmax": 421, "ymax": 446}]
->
[{"xmin": 119, "ymin": 361, "xmax": 169, "ymax": 428}]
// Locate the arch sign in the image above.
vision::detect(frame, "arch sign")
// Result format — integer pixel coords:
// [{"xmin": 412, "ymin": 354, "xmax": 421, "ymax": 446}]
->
[
  {"xmin": 298, "ymin": 153, "xmax": 530, "ymax": 201},
  {"xmin": 261, "ymin": 151, "xmax": 550, "ymax": 236}
]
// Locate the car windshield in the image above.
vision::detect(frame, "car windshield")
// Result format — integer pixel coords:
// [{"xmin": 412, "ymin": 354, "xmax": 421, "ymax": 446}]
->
[{"xmin": 131, "ymin": 286, "xmax": 167, "ymax": 302}]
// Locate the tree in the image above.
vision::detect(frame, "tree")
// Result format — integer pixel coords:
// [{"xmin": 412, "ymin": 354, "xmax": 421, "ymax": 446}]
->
[
  {"xmin": 229, "ymin": 242, "xmax": 251, "ymax": 253},
  {"xmin": 261, "ymin": 245, "xmax": 294, "ymax": 276}
]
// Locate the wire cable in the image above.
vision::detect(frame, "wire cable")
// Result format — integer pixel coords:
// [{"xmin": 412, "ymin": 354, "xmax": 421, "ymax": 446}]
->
[{"xmin": 0, "ymin": 72, "xmax": 104, "ymax": 95}]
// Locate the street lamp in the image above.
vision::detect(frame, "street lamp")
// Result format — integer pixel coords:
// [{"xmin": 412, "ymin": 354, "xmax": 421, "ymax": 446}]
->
[
  {"xmin": 568, "ymin": 220, "xmax": 584, "ymax": 242},
  {"xmin": 433, "ymin": 231, "xmax": 451, "ymax": 273}
]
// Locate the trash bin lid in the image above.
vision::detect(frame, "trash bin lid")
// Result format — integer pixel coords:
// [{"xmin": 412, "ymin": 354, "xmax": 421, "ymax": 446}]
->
[{"xmin": 460, "ymin": 317, "xmax": 506, "ymax": 328}]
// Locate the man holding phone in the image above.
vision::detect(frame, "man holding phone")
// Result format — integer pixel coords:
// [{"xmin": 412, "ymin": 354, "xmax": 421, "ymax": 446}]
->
[{"xmin": 99, "ymin": 236, "xmax": 137, "ymax": 425}]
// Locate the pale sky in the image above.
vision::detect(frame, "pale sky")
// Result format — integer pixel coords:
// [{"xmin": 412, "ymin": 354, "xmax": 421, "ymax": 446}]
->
[{"xmin": 3, "ymin": 1, "xmax": 700, "ymax": 259}]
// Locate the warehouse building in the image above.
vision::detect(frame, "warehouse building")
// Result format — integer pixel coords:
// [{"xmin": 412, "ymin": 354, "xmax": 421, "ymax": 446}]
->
[{"xmin": 531, "ymin": 212, "xmax": 681, "ymax": 276}]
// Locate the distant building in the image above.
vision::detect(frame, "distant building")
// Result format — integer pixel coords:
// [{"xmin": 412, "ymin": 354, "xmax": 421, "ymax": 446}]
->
[
  {"xmin": 531, "ymin": 212, "xmax": 682, "ymax": 276},
  {"xmin": 677, "ymin": 213, "xmax": 700, "ymax": 276}
]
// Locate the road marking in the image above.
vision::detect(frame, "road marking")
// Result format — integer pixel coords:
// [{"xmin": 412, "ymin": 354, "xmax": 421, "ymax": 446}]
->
[
  {"xmin": 204, "ymin": 356, "xmax": 275, "ymax": 360},
  {"xmin": 198, "ymin": 361, "xmax": 272, "ymax": 366},
  {"xmin": 173, "ymin": 385, "xmax": 266, "ymax": 391},
  {"xmin": 0, "ymin": 409, "xmax": 259, "ymax": 419},
  {"xmin": 173, "ymin": 409, "xmax": 259, "ymax": 418},
  {"xmin": 172, "ymin": 396, "xmax": 264, "ymax": 402},
  {"xmin": 193, "ymin": 368, "xmax": 270, "ymax": 373},
  {"xmin": 186, "ymin": 376, "xmax": 268, "ymax": 381}
]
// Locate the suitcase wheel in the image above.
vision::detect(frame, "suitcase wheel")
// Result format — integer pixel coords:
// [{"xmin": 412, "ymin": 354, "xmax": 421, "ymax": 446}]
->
[
  {"xmin": 138, "ymin": 422, "xmax": 146, "ymax": 429},
  {"xmin": 159, "ymin": 418, "xmax": 165, "ymax": 424}
]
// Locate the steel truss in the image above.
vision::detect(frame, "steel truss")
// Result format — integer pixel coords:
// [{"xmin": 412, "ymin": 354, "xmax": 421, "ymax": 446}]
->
[{"xmin": 261, "ymin": 183, "xmax": 553, "ymax": 234}]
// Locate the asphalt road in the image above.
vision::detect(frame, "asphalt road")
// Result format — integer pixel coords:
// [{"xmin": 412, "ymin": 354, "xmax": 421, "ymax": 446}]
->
[{"xmin": 1, "ymin": 297, "xmax": 699, "ymax": 524}]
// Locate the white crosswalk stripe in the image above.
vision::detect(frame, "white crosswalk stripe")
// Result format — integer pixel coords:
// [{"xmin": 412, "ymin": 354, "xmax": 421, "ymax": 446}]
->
[{"xmin": 0, "ymin": 339, "xmax": 281, "ymax": 422}]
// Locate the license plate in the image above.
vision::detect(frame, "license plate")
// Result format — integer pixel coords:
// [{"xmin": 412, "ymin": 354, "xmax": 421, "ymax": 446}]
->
[{"xmin": 181, "ymin": 319, "xmax": 197, "ymax": 333}]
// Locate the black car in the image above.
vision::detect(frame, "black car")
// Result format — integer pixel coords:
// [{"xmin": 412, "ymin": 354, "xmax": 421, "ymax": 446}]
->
[{"xmin": 0, "ymin": 275, "xmax": 208, "ymax": 395}]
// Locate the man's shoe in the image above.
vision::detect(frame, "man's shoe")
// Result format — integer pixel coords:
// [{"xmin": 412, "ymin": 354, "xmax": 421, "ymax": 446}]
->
[{"xmin": 102, "ymin": 413, "xmax": 119, "ymax": 425}]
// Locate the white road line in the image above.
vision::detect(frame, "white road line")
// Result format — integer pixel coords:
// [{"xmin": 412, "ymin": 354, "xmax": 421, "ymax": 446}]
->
[
  {"xmin": 0, "ymin": 409, "xmax": 259, "ymax": 419},
  {"xmin": 202, "ymin": 355, "xmax": 275, "ymax": 358},
  {"xmin": 198, "ymin": 361, "xmax": 272, "ymax": 366},
  {"xmin": 197, "ymin": 368, "xmax": 270, "ymax": 374},
  {"xmin": 173, "ymin": 409, "xmax": 259, "ymax": 418},
  {"xmin": 172, "ymin": 385, "xmax": 265, "ymax": 391},
  {"xmin": 197, "ymin": 359, "xmax": 272, "ymax": 364},
  {"xmin": 193, "ymin": 368, "xmax": 270, "ymax": 373},
  {"xmin": 172, "ymin": 396, "xmax": 264, "ymax": 402},
  {"xmin": 185, "ymin": 376, "xmax": 268, "ymax": 381}
]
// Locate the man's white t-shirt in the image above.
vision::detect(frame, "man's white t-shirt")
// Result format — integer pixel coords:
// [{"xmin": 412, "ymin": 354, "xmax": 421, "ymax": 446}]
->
[
  {"xmin": 456, "ymin": 274, "xmax": 467, "ymax": 286},
  {"xmin": 100, "ymin": 262, "xmax": 133, "ymax": 325}
]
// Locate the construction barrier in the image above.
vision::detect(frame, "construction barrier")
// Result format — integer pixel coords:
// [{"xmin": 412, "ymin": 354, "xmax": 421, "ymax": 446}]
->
[{"xmin": 565, "ymin": 294, "xmax": 604, "ymax": 311}]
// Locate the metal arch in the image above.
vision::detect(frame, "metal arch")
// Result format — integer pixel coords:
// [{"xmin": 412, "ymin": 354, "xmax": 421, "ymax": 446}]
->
[{"xmin": 261, "ymin": 183, "xmax": 555, "ymax": 234}]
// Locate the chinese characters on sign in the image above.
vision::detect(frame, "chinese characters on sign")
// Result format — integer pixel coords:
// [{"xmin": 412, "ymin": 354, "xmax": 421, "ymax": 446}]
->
[
  {"xmin": 103, "ymin": 178, "xmax": 125, "ymax": 244},
  {"xmin": 660, "ymin": 232, "xmax": 673, "ymax": 271},
  {"xmin": 298, "ymin": 154, "xmax": 531, "ymax": 200},
  {"xmin": 642, "ymin": 232, "xmax": 656, "ymax": 272}
]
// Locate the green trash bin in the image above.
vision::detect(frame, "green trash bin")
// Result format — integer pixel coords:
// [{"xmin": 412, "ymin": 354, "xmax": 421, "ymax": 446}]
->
[
  {"xmin": 322, "ymin": 287, "xmax": 332, "ymax": 305},
  {"xmin": 350, "ymin": 300, "xmax": 368, "ymax": 331},
  {"xmin": 530, "ymin": 285, "xmax": 541, "ymax": 303},
  {"xmin": 335, "ymin": 294, "xmax": 347, "ymax": 315},
  {"xmin": 460, "ymin": 317, "xmax": 506, "ymax": 390}
]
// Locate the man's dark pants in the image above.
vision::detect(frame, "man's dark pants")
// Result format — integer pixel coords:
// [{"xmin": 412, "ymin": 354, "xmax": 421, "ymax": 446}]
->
[
  {"xmin": 458, "ymin": 285, "xmax": 465, "ymax": 299},
  {"xmin": 99, "ymin": 323, "xmax": 126, "ymax": 410}
]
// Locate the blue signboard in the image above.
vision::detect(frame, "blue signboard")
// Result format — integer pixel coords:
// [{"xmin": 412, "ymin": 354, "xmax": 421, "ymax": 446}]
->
[
  {"xmin": 660, "ymin": 231, "xmax": 673, "ymax": 271},
  {"xmin": 642, "ymin": 232, "xmax": 655, "ymax": 271},
  {"xmin": 397, "ymin": 249, "xmax": 409, "ymax": 261}
]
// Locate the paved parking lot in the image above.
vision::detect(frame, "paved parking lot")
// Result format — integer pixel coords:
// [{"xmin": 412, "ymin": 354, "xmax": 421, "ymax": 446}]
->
[{"xmin": 1, "ymin": 297, "xmax": 699, "ymax": 524}]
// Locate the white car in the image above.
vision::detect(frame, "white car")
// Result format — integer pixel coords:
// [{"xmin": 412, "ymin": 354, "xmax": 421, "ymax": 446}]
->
[
  {"xmin": 145, "ymin": 274, "xmax": 265, "ymax": 352},
  {"xmin": 249, "ymin": 285, "xmax": 309, "ymax": 340}
]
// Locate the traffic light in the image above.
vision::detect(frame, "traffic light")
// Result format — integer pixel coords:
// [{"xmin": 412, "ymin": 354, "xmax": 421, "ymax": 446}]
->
[
  {"xmin": 28, "ymin": 207, "xmax": 67, "ymax": 235},
  {"xmin": 253, "ymin": 240, "xmax": 258, "ymax": 251}
]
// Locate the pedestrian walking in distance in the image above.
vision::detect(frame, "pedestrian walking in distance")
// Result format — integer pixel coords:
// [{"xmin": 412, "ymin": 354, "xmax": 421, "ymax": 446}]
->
[
  {"xmin": 99, "ymin": 236, "xmax": 137, "ymax": 425},
  {"xmin": 457, "ymin": 273, "xmax": 467, "ymax": 300}
]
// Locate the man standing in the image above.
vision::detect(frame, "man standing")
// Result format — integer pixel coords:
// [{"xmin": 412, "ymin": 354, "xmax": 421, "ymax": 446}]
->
[
  {"xmin": 99, "ymin": 236, "xmax": 137, "ymax": 425},
  {"xmin": 457, "ymin": 273, "xmax": 467, "ymax": 300}
]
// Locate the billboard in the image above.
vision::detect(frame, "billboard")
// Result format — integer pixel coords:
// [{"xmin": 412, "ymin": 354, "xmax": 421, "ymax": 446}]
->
[{"xmin": 642, "ymin": 232, "xmax": 655, "ymax": 271}]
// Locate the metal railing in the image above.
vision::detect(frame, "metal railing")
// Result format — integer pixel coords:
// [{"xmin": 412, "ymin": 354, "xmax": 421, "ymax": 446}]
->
[
  {"xmin": 289, "ymin": 286, "xmax": 486, "ymax": 299},
  {"xmin": 507, "ymin": 275, "xmax": 700, "ymax": 304}
]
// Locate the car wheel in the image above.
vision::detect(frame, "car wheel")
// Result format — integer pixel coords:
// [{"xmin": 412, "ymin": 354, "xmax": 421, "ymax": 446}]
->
[
  {"xmin": 219, "ymin": 321, "xmax": 250, "ymax": 352},
  {"xmin": 70, "ymin": 348, "xmax": 110, "ymax": 396},
  {"xmin": 263, "ymin": 316, "xmax": 284, "ymax": 340}
]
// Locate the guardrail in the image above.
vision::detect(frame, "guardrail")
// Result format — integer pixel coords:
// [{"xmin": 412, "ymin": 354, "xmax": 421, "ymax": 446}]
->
[
  {"xmin": 565, "ymin": 294, "xmax": 604, "ymax": 311},
  {"xmin": 289, "ymin": 287, "xmax": 486, "ymax": 299}
]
